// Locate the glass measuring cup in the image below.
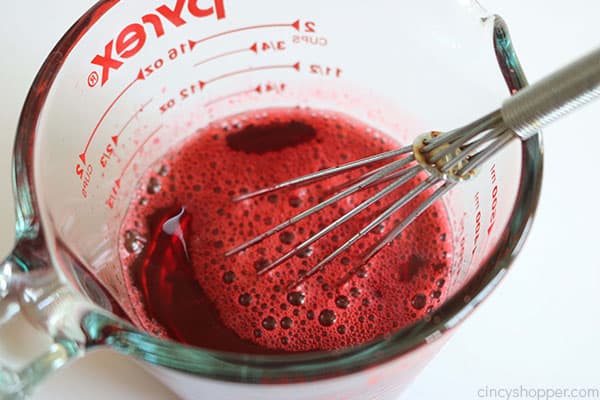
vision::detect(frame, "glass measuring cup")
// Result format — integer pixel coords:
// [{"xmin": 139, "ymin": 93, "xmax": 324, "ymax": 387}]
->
[{"xmin": 0, "ymin": 1, "xmax": 543, "ymax": 399}]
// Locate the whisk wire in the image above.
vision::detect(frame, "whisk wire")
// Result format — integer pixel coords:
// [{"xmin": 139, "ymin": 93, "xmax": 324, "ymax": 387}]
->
[
  {"xmin": 287, "ymin": 175, "xmax": 442, "ymax": 289},
  {"xmin": 233, "ymin": 146, "xmax": 412, "ymax": 202},
  {"xmin": 257, "ymin": 165, "xmax": 421, "ymax": 276},
  {"xmin": 227, "ymin": 46, "xmax": 600, "ymax": 287},
  {"xmin": 429, "ymin": 118, "xmax": 503, "ymax": 164},
  {"xmin": 456, "ymin": 130, "xmax": 514, "ymax": 176},
  {"xmin": 421, "ymin": 110, "xmax": 502, "ymax": 152},
  {"xmin": 337, "ymin": 180, "xmax": 456, "ymax": 286},
  {"xmin": 226, "ymin": 155, "xmax": 415, "ymax": 256},
  {"xmin": 439, "ymin": 126, "xmax": 506, "ymax": 174}
]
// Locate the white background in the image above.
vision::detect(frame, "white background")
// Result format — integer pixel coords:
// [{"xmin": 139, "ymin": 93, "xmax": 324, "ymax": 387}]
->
[{"xmin": 0, "ymin": 1, "xmax": 598, "ymax": 399}]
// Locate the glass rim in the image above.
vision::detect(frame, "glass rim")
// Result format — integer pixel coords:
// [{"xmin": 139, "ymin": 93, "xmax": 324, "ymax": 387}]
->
[{"xmin": 12, "ymin": 1, "xmax": 543, "ymax": 383}]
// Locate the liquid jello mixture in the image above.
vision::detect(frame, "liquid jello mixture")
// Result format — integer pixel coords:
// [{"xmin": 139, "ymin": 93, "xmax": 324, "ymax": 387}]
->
[{"xmin": 118, "ymin": 107, "xmax": 453, "ymax": 353}]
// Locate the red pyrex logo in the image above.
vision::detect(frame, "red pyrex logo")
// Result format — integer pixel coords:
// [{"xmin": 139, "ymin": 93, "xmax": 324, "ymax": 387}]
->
[{"xmin": 91, "ymin": 0, "xmax": 226, "ymax": 86}]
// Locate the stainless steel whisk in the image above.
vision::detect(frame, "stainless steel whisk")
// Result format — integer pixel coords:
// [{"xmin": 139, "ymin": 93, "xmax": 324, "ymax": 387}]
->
[{"xmin": 227, "ymin": 48, "xmax": 600, "ymax": 288}]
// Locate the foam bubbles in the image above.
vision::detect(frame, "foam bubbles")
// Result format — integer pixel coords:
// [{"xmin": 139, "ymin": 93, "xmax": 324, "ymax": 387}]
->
[
  {"xmin": 124, "ymin": 230, "xmax": 145, "ymax": 254},
  {"xmin": 318, "ymin": 309, "xmax": 336, "ymax": 327},
  {"xmin": 119, "ymin": 107, "xmax": 454, "ymax": 353}
]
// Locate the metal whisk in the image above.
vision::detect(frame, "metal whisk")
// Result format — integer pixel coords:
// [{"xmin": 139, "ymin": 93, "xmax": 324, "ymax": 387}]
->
[{"xmin": 227, "ymin": 47, "xmax": 600, "ymax": 288}]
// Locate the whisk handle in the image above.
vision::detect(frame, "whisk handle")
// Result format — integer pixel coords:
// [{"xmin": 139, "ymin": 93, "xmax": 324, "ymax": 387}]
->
[{"xmin": 502, "ymin": 47, "xmax": 600, "ymax": 139}]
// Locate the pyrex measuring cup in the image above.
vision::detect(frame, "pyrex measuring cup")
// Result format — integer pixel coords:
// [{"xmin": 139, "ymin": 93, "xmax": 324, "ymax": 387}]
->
[{"xmin": 0, "ymin": 1, "xmax": 542, "ymax": 399}]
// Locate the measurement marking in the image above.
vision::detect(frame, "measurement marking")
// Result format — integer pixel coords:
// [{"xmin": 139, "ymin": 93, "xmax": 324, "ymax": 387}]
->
[
  {"xmin": 112, "ymin": 98, "xmax": 153, "ymax": 146},
  {"xmin": 263, "ymin": 82, "xmax": 286, "ymax": 93},
  {"xmin": 199, "ymin": 62, "xmax": 299, "ymax": 89},
  {"xmin": 115, "ymin": 124, "xmax": 163, "ymax": 187},
  {"xmin": 188, "ymin": 20, "xmax": 299, "ymax": 50},
  {"xmin": 204, "ymin": 86, "xmax": 262, "ymax": 107},
  {"xmin": 79, "ymin": 70, "xmax": 145, "ymax": 164},
  {"xmin": 194, "ymin": 43, "xmax": 257, "ymax": 67}
]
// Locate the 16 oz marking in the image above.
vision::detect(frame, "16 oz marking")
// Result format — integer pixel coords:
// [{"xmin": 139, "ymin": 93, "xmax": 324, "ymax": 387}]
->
[{"xmin": 143, "ymin": 43, "xmax": 191, "ymax": 80}]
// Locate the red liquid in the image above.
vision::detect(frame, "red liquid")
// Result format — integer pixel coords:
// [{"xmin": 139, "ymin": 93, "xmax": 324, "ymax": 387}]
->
[{"xmin": 119, "ymin": 107, "xmax": 453, "ymax": 353}]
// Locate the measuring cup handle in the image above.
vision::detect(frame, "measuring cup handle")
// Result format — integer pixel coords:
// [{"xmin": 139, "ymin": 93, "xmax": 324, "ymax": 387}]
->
[{"xmin": 0, "ymin": 248, "xmax": 87, "ymax": 399}]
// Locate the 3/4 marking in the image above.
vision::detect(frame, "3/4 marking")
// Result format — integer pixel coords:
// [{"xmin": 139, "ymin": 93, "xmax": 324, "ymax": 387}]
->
[{"xmin": 193, "ymin": 40, "xmax": 287, "ymax": 67}]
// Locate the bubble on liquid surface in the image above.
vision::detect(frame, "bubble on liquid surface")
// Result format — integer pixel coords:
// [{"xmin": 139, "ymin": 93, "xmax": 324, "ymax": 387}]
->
[
  {"xmin": 222, "ymin": 271, "xmax": 235, "ymax": 284},
  {"xmin": 158, "ymin": 165, "xmax": 169, "ymax": 176},
  {"xmin": 287, "ymin": 291, "xmax": 306, "ymax": 306},
  {"xmin": 147, "ymin": 177, "xmax": 161, "ymax": 194},
  {"xmin": 296, "ymin": 246, "xmax": 313, "ymax": 259},
  {"xmin": 238, "ymin": 293, "xmax": 252, "ymax": 306},
  {"xmin": 124, "ymin": 230, "xmax": 145, "ymax": 254},
  {"xmin": 335, "ymin": 295, "xmax": 350, "ymax": 309},
  {"xmin": 262, "ymin": 316, "xmax": 277, "ymax": 331},
  {"xmin": 280, "ymin": 317, "xmax": 293, "ymax": 329},
  {"xmin": 279, "ymin": 231, "xmax": 295, "ymax": 245},
  {"xmin": 254, "ymin": 258, "xmax": 270, "ymax": 271},
  {"xmin": 411, "ymin": 293, "xmax": 427, "ymax": 310},
  {"xmin": 289, "ymin": 196, "xmax": 302, "ymax": 208},
  {"xmin": 318, "ymin": 309, "xmax": 336, "ymax": 327}
]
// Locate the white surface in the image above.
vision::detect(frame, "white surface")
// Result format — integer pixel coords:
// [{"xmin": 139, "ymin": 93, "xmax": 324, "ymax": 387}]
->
[{"xmin": 0, "ymin": 1, "xmax": 598, "ymax": 399}]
